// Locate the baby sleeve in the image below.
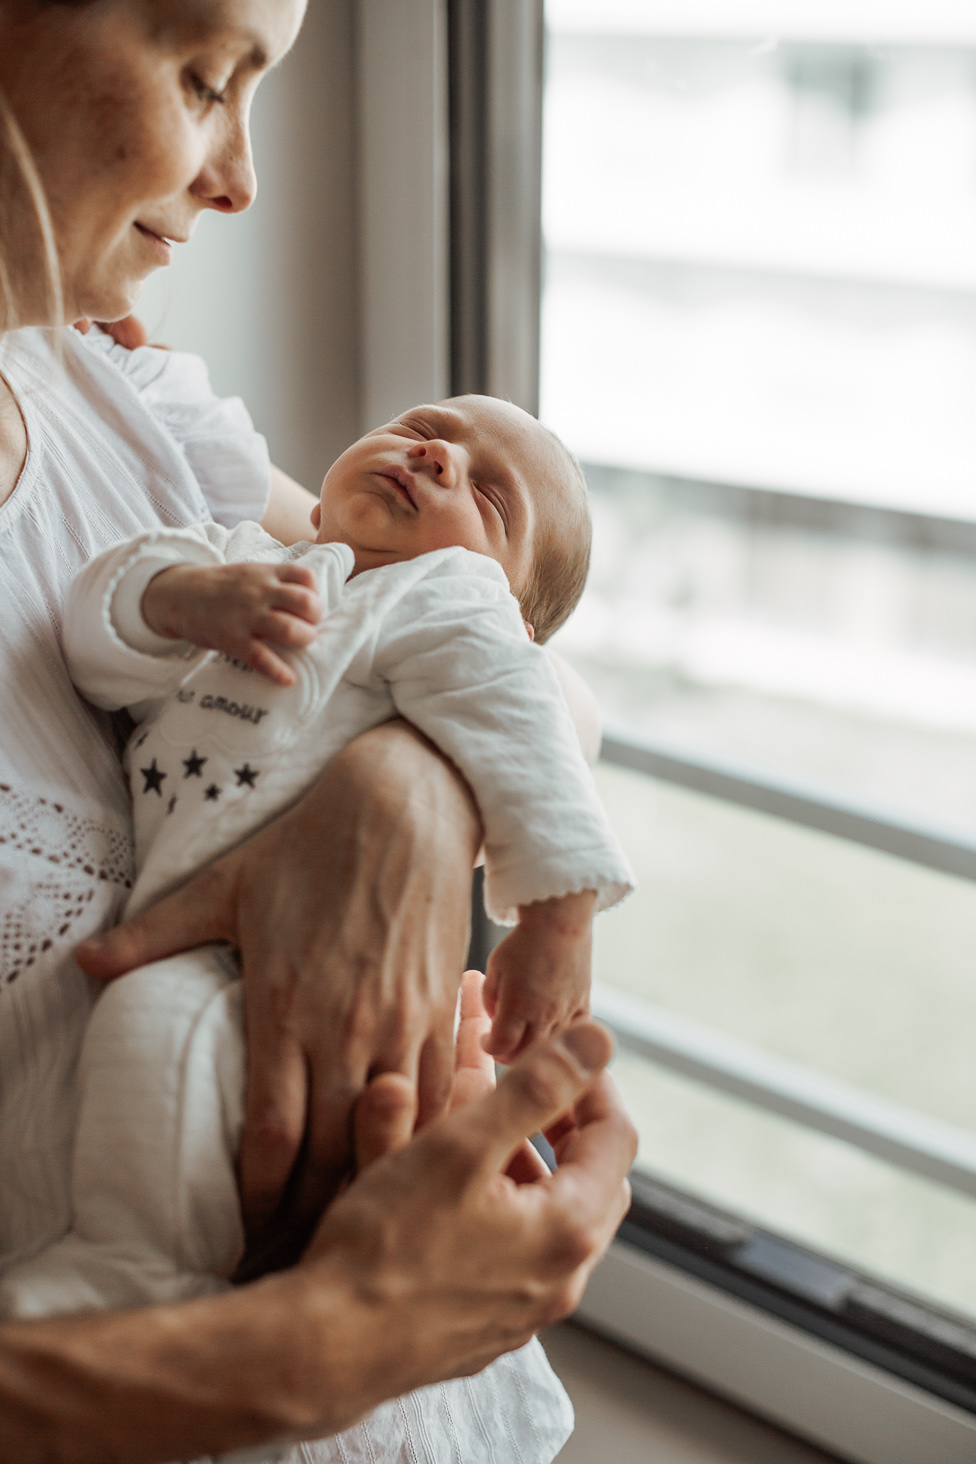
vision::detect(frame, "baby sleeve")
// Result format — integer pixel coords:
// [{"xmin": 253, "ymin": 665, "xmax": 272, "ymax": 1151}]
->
[
  {"xmin": 367, "ymin": 549, "xmax": 635, "ymax": 925},
  {"xmin": 62, "ymin": 524, "xmax": 231, "ymax": 713},
  {"xmin": 82, "ymin": 330, "xmax": 271, "ymax": 527}
]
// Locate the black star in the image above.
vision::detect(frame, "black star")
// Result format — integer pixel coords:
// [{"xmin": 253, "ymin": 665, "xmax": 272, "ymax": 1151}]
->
[
  {"xmin": 204, "ymin": 783, "xmax": 221, "ymax": 802},
  {"xmin": 234, "ymin": 764, "xmax": 259, "ymax": 788},
  {"xmin": 140, "ymin": 759, "xmax": 167, "ymax": 796},
  {"xmin": 183, "ymin": 750, "xmax": 207, "ymax": 778},
  {"xmin": 166, "ymin": 795, "xmax": 177, "ymax": 816}
]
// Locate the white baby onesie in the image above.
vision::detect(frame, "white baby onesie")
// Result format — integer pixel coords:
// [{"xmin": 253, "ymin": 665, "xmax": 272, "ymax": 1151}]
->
[{"xmin": 0, "ymin": 522, "xmax": 634, "ymax": 1464}]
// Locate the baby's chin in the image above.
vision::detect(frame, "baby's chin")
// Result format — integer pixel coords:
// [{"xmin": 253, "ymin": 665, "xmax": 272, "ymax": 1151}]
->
[{"xmin": 319, "ymin": 536, "xmax": 406, "ymax": 578}]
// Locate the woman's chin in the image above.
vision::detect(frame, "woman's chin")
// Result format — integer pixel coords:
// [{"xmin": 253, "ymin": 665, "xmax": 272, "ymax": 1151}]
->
[{"xmin": 71, "ymin": 280, "xmax": 146, "ymax": 329}]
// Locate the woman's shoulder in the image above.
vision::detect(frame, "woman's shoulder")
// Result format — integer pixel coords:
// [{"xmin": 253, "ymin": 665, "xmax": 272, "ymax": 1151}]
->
[
  {"xmin": 73, "ymin": 325, "xmax": 211, "ymax": 404},
  {"xmin": 71, "ymin": 328, "xmax": 270, "ymax": 529}
]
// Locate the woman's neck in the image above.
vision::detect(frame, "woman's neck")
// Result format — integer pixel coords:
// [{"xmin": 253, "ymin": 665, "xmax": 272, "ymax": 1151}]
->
[{"xmin": 0, "ymin": 369, "xmax": 27, "ymax": 509}]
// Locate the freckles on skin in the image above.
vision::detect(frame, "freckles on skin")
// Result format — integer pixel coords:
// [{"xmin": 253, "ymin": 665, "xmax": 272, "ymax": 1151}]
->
[{"xmin": 0, "ymin": 0, "xmax": 306, "ymax": 325}]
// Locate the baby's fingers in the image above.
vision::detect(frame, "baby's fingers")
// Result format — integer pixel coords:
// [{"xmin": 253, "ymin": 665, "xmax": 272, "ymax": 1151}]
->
[
  {"xmin": 484, "ymin": 1007, "xmax": 530, "ymax": 1064},
  {"xmin": 255, "ymin": 608, "xmax": 319, "ymax": 654},
  {"xmin": 272, "ymin": 580, "xmax": 322, "ymax": 626},
  {"xmin": 276, "ymin": 562, "xmax": 318, "ymax": 590},
  {"xmin": 246, "ymin": 639, "xmax": 298, "ymax": 686}
]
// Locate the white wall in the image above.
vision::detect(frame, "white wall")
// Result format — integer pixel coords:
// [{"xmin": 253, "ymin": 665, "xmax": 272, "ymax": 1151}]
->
[{"xmin": 139, "ymin": 0, "xmax": 360, "ymax": 493}]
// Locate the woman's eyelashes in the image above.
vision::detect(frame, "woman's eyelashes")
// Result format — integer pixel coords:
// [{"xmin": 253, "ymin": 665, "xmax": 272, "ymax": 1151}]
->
[{"xmin": 187, "ymin": 71, "xmax": 228, "ymax": 107}]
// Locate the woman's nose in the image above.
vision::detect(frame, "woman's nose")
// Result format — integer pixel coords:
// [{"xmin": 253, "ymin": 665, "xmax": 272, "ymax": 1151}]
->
[
  {"xmin": 407, "ymin": 440, "xmax": 462, "ymax": 486},
  {"xmin": 191, "ymin": 110, "xmax": 258, "ymax": 215}
]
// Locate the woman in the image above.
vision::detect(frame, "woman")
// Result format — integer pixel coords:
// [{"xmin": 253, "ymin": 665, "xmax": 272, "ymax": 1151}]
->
[{"xmin": 0, "ymin": 1, "xmax": 634, "ymax": 1461}]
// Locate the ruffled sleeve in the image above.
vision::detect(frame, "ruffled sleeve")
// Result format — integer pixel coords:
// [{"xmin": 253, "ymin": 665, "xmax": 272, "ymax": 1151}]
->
[{"xmin": 83, "ymin": 330, "xmax": 271, "ymax": 528}]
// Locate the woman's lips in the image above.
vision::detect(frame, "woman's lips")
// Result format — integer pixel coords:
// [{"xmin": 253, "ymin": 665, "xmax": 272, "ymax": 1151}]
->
[{"xmin": 134, "ymin": 223, "xmax": 174, "ymax": 264}]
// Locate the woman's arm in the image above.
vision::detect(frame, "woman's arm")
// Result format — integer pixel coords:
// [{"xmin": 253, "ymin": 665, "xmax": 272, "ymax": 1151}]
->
[
  {"xmin": 261, "ymin": 464, "xmax": 319, "ymax": 545},
  {"xmin": 0, "ymin": 1023, "xmax": 635, "ymax": 1464}
]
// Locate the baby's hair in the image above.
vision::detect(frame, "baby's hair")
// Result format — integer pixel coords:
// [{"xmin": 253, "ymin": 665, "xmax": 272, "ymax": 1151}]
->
[{"xmin": 519, "ymin": 428, "xmax": 591, "ymax": 644}]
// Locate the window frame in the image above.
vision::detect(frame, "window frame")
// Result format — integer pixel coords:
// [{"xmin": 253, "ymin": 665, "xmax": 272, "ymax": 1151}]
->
[{"xmin": 357, "ymin": 3, "xmax": 976, "ymax": 1456}]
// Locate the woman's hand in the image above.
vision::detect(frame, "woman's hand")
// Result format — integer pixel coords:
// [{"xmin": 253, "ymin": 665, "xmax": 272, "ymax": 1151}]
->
[
  {"xmin": 354, "ymin": 970, "xmax": 548, "ymax": 1183},
  {"xmin": 76, "ymin": 720, "xmax": 482, "ymax": 1244},
  {"xmin": 0, "ymin": 1009, "xmax": 633, "ymax": 1464},
  {"xmin": 298, "ymin": 1012, "xmax": 636, "ymax": 1421},
  {"xmin": 73, "ymin": 315, "xmax": 150, "ymax": 350}
]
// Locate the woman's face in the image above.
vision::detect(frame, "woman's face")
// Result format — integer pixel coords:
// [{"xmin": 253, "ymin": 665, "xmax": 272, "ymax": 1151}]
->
[{"xmin": 0, "ymin": 0, "xmax": 306, "ymax": 325}]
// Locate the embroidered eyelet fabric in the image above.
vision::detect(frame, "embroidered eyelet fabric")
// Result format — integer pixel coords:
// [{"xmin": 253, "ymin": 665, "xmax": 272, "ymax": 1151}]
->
[{"xmin": 0, "ymin": 325, "xmax": 268, "ymax": 1267}]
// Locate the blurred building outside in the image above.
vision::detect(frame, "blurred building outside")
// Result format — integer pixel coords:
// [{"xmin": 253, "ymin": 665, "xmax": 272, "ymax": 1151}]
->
[{"xmin": 540, "ymin": 0, "xmax": 976, "ymax": 1322}]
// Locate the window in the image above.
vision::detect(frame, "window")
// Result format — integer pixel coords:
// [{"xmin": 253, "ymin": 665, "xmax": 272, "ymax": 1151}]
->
[{"xmin": 534, "ymin": 1, "xmax": 976, "ymax": 1457}]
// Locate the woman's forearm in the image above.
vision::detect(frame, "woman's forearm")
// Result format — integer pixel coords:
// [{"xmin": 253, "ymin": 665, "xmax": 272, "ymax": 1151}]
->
[
  {"xmin": 0, "ymin": 1023, "xmax": 635, "ymax": 1464},
  {"xmin": 0, "ymin": 1267, "xmax": 368, "ymax": 1464}
]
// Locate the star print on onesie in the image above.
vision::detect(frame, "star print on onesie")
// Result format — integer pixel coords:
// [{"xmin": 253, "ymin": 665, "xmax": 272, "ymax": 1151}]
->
[{"xmin": 140, "ymin": 759, "xmax": 166, "ymax": 796}]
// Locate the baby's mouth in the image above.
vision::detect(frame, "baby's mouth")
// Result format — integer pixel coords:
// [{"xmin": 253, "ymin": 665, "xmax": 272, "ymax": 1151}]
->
[{"xmin": 379, "ymin": 469, "xmax": 418, "ymax": 510}]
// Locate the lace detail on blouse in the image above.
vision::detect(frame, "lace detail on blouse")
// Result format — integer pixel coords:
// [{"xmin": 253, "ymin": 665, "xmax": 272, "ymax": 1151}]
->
[{"xmin": 0, "ymin": 784, "xmax": 133, "ymax": 986}]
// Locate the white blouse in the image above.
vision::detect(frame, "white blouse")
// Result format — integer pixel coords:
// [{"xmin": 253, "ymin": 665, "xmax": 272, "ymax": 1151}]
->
[{"xmin": 0, "ymin": 325, "xmax": 269, "ymax": 1270}]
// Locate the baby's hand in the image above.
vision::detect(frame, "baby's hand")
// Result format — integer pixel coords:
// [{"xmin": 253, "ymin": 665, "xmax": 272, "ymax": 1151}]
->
[
  {"xmin": 142, "ymin": 561, "xmax": 322, "ymax": 686},
  {"xmin": 483, "ymin": 889, "xmax": 596, "ymax": 1063}
]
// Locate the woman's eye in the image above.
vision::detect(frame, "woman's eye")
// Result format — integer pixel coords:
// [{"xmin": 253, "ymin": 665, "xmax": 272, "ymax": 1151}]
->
[{"xmin": 188, "ymin": 73, "xmax": 227, "ymax": 107}]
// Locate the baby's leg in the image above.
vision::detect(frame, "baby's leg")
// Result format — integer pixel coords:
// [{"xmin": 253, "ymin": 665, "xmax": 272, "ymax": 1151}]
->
[
  {"xmin": 0, "ymin": 955, "xmax": 574, "ymax": 1463},
  {"xmin": 0, "ymin": 948, "xmax": 244, "ymax": 1317}
]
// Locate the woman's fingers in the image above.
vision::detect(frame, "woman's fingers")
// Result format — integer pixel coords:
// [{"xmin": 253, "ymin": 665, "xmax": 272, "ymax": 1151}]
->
[
  {"xmin": 304, "ymin": 1029, "xmax": 634, "ymax": 1371},
  {"xmin": 74, "ymin": 864, "xmax": 234, "ymax": 979},
  {"xmin": 355, "ymin": 1072, "xmax": 417, "ymax": 1169},
  {"xmin": 415, "ymin": 1025, "xmax": 456, "ymax": 1130},
  {"xmin": 238, "ymin": 1031, "xmax": 310, "ymax": 1236},
  {"xmin": 73, "ymin": 314, "xmax": 150, "ymax": 349},
  {"xmin": 544, "ymin": 1069, "xmax": 637, "ymax": 1243},
  {"xmin": 447, "ymin": 1019, "xmax": 615, "ymax": 1185},
  {"xmin": 448, "ymin": 970, "xmax": 496, "ymax": 1111}
]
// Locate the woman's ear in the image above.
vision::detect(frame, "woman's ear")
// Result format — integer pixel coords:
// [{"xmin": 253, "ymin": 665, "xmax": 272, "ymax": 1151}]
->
[{"xmin": 523, "ymin": 620, "xmax": 535, "ymax": 642}]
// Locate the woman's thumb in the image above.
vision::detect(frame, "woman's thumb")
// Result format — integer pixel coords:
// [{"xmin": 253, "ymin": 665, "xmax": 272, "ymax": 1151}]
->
[{"xmin": 461, "ymin": 1020, "xmax": 614, "ymax": 1176}]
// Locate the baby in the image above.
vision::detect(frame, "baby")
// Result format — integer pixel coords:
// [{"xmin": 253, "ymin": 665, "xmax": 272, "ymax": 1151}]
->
[{"xmin": 0, "ymin": 394, "xmax": 634, "ymax": 1464}]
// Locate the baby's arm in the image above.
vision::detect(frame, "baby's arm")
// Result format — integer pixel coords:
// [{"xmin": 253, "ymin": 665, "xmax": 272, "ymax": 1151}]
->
[
  {"xmin": 142, "ymin": 560, "xmax": 321, "ymax": 687},
  {"xmin": 484, "ymin": 889, "xmax": 597, "ymax": 1062},
  {"xmin": 367, "ymin": 549, "xmax": 635, "ymax": 1056}
]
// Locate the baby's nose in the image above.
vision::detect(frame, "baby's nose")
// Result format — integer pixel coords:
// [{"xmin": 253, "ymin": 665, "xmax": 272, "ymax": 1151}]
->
[{"xmin": 407, "ymin": 440, "xmax": 460, "ymax": 484}]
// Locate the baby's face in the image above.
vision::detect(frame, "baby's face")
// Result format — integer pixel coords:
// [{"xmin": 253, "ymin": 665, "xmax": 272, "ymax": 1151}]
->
[{"xmin": 311, "ymin": 395, "xmax": 563, "ymax": 593}]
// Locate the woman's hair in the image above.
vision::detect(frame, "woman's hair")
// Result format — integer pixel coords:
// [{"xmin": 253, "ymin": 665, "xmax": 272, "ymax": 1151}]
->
[
  {"xmin": 0, "ymin": 2, "xmax": 99, "ymax": 333},
  {"xmin": 519, "ymin": 434, "xmax": 592, "ymax": 645},
  {"xmin": 0, "ymin": 86, "xmax": 62, "ymax": 333}
]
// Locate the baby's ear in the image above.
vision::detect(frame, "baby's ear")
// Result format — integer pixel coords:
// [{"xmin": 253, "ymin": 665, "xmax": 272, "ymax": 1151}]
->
[
  {"xmin": 523, "ymin": 620, "xmax": 535, "ymax": 642},
  {"xmin": 310, "ymin": 501, "xmax": 322, "ymax": 530}
]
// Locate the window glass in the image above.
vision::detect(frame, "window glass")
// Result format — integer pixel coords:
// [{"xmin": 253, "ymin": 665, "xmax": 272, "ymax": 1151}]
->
[{"xmin": 542, "ymin": 0, "xmax": 976, "ymax": 1318}]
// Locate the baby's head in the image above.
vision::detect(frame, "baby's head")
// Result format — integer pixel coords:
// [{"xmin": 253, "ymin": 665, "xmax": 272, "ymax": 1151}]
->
[{"xmin": 311, "ymin": 394, "xmax": 590, "ymax": 642}]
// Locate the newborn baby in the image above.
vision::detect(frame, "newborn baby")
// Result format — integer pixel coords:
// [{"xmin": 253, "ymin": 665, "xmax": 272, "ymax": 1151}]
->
[{"xmin": 0, "ymin": 394, "xmax": 635, "ymax": 1464}]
